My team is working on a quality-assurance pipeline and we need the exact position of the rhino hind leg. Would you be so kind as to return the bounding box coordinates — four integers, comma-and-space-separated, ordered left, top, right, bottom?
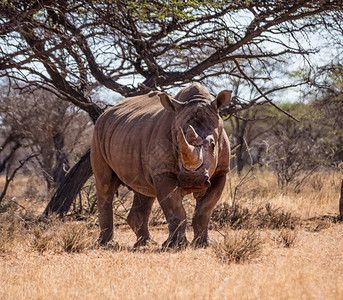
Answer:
95, 171, 121, 246
127, 192, 155, 248
91, 138, 121, 246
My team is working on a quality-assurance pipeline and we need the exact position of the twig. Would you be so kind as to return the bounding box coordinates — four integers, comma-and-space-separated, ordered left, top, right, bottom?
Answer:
233, 59, 299, 122
0, 153, 39, 204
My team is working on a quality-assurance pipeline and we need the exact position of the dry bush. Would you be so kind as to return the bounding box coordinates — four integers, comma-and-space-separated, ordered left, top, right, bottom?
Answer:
0, 219, 22, 254
31, 219, 95, 253
211, 202, 299, 230
309, 174, 325, 192
31, 226, 59, 253
150, 204, 166, 226
211, 202, 254, 230
303, 217, 333, 232
275, 229, 297, 248
112, 186, 133, 225
0, 199, 35, 254
228, 168, 282, 204
69, 177, 98, 217
226, 169, 341, 220
0, 169, 339, 258
0, 197, 96, 254
256, 203, 299, 229
59, 222, 93, 253
214, 230, 263, 263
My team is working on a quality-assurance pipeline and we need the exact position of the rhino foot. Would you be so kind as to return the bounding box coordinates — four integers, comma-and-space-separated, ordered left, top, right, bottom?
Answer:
133, 237, 158, 249
95, 240, 121, 251
191, 236, 214, 249
162, 236, 189, 251
191, 238, 208, 249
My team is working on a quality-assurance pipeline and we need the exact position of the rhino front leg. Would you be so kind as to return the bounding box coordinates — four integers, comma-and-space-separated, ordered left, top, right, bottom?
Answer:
153, 173, 188, 249
127, 192, 155, 248
192, 173, 227, 248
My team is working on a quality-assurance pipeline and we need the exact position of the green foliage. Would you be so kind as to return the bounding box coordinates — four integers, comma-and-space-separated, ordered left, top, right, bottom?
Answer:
277, 102, 306, 115
125, 0, 227, 22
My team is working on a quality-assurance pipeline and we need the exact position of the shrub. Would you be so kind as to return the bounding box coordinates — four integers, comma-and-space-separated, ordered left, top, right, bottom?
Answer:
214, 230, 263, 263
276, 229, 297, 248
31, 220, 93, 253
211, 202, 299, 230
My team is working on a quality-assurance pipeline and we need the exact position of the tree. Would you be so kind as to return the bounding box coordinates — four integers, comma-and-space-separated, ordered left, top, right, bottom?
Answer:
267, 104, 321, 190
226, 105, 277, 175
0, 87, 91, 198
307, 60, 343, 217
0, 0, 342, 214
223, 71, 283, 175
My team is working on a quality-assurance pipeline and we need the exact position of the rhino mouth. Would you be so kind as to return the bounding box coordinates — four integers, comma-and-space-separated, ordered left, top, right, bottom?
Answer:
177, 172, 211, 190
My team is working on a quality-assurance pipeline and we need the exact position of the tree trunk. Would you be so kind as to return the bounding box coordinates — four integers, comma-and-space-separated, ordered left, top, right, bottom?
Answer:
339, 179, 343, 220
43, 149, 92, 216
52, 131, 70, 188
236, 134, 245, 176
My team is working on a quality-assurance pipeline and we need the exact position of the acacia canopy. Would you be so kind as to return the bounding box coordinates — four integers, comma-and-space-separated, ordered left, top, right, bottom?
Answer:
1, 0, 342, 121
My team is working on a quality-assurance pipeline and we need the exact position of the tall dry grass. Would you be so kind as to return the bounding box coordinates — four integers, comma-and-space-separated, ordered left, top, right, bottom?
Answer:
214, 229, 263, 263
225, 168, 341, 218
0, 170, 342, 299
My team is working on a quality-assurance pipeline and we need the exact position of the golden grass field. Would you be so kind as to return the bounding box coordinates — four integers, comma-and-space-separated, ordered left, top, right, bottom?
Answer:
1, 170, 343, 299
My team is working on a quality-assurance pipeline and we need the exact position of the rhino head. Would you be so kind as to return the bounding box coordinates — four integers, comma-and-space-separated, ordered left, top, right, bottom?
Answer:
158, 88, 232, 191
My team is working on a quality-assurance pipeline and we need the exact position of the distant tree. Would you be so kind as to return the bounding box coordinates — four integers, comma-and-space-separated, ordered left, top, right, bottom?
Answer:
307, 60, 343, 216
0, 87, 91, 194
267, 105, 321, 191
307, 62, 343, 167
223, 72, 281, 175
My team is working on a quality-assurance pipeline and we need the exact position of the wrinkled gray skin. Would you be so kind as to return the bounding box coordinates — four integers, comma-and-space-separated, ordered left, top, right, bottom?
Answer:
91, 83, 231, 249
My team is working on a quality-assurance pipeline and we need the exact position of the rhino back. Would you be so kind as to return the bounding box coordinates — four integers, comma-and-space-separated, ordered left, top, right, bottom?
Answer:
93, 92, 177, 197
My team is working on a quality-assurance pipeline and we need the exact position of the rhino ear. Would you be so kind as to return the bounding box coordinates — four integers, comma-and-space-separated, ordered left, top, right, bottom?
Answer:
158, 92, 184, 112
212, 90, 232, 109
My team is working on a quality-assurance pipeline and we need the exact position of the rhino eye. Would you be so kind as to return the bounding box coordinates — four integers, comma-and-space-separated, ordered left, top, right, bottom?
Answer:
210, 141, 215, 151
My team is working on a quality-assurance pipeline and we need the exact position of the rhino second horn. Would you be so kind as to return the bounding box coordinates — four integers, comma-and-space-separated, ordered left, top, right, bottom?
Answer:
179, 127, 203, 170
186, 125, 203, 146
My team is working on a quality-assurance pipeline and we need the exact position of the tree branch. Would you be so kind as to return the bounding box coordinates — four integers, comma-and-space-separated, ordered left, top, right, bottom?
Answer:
232, 59, 299, 121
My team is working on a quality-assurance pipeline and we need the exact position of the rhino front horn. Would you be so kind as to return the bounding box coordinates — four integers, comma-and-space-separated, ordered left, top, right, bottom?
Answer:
178, 127, 203, 170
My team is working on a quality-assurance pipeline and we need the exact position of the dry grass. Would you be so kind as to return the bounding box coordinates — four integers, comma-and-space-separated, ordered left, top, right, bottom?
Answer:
211, 202, 299, 230
1, 170, 343, 299
275, 229, 298, 248
1, 225, 343, 299
31, 219, 94, 253
214, 229, 263, 263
